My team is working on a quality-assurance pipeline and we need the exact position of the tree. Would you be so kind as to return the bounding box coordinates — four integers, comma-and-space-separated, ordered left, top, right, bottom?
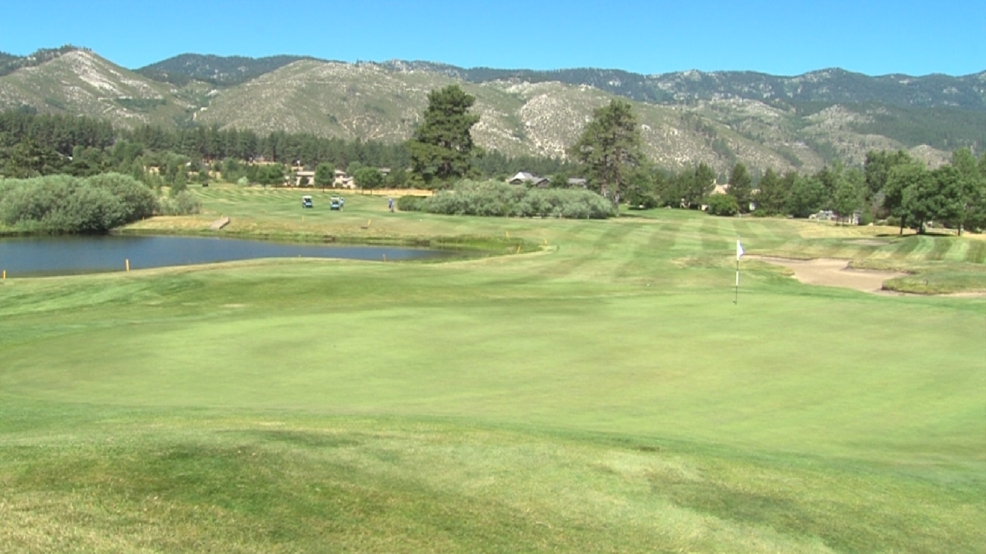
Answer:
754, 168, 789, 215
727, 162, 752, 213
865, 149, 917, 221
786, 174, 826, 218
387, 168, 409, 189
864, 149, 912, 201
314, 162, 335, 192
353, 167, 384, 190
3, 138, 63, 177
665, 163, 716, 209
624, 166, 660, 209
406, 84, 480, 186
262, 164, 285, 187
568, 100, 645, 206
813, 162, 845, 211
706, 193, 739, 216
901, 165, 959, 234
832, 168, 865, 224
885, 161, 929, 234
949, 148, 986, 235
170, 166, 188, 197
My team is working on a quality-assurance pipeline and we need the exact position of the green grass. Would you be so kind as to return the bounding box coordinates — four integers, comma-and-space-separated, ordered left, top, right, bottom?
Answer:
1, 186, 985, 552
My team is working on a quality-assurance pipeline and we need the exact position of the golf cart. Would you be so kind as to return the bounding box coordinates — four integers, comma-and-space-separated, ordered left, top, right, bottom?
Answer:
302, 195, 313, 208
330, 196, 344, 210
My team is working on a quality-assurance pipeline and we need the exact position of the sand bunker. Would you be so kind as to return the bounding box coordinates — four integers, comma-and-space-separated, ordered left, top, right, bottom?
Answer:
752, 257, 906, 293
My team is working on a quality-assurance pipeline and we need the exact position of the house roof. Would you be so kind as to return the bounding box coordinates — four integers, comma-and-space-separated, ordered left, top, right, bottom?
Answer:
508, 171, 536, 183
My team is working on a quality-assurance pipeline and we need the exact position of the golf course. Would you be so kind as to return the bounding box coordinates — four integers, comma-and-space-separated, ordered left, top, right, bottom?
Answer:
1, 184, 984, 553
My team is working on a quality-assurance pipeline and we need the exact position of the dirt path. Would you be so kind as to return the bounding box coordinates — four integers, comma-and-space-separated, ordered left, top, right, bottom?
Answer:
751, 256, 906, 294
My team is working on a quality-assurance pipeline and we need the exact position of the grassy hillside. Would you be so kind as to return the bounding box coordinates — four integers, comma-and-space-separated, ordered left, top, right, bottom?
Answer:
1, 186, 984, 552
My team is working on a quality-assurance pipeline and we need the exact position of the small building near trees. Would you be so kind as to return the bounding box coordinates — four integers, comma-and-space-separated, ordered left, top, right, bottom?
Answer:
508, 171, 550, 187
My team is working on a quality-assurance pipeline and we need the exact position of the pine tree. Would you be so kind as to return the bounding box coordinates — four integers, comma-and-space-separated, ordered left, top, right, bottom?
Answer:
727, 162, 752, 213
406, 85, 480, 186
568, 100, 645, 206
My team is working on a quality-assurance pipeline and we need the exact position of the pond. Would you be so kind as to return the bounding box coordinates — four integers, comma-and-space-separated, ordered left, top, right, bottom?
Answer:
0, 235, 450, 277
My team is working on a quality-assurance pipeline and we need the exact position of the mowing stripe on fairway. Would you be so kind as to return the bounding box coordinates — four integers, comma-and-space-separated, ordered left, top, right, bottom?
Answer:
966, 239, 986, 263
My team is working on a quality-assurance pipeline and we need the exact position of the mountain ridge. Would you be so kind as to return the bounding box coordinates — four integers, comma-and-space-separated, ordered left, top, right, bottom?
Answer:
1, 48, 982, 176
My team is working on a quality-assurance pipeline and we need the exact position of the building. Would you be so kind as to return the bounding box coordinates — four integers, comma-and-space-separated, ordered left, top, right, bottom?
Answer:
507, 172, 550, 187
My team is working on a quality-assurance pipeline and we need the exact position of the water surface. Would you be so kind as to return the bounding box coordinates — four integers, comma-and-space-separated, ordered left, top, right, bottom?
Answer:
0, 235, 447, 277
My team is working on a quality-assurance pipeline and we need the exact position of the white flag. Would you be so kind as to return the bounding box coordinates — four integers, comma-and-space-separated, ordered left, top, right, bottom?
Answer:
736, 240, 744, 260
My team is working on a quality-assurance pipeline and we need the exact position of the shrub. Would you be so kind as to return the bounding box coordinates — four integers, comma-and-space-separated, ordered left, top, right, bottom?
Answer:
84, 173, 158, 222
159, 191, 202, 215
419, 180, 616, 219
0, 175, 133, 232
706, 194, 739, 216
397, 195, 427, 212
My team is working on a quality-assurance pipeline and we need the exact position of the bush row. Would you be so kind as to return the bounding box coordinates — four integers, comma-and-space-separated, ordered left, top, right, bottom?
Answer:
400, 180, 616, 219
0, 173, 196, 233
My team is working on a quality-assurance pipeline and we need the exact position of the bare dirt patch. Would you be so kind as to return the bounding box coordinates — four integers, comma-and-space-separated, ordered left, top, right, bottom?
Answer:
751, 256, 906, 294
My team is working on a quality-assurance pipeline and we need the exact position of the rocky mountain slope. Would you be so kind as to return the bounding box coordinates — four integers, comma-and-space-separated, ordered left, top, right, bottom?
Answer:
0, 49, 204, 129
1, 48, 982, 175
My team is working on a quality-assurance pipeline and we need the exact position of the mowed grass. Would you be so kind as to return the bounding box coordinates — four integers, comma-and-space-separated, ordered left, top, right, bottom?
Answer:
1, 185, 984, 552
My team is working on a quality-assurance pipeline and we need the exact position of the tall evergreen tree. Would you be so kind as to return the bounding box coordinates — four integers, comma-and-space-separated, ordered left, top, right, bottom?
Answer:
832, 168, 866, 224
754, 168, 789, 215
568, 99, 645, 205
727, 162, 752, 213
406, 85, 480, 186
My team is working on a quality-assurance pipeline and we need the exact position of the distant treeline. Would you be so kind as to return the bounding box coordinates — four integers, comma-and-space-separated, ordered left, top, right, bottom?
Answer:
0, 109, 573, 185
2, 108, 984, 235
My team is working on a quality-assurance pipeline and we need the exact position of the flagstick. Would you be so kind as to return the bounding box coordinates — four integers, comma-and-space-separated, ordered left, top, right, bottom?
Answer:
734, 257, 739, 304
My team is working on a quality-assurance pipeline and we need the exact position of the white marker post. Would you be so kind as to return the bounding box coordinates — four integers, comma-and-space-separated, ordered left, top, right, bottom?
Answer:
734, 239, 744, 304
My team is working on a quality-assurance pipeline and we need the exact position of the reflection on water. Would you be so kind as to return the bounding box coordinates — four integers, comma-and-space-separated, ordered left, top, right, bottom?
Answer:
0, 235, 448, 277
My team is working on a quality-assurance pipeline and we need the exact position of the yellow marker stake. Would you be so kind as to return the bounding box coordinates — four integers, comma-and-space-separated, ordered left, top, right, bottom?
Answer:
2, 270, 5, 280
125, 259, 130, 272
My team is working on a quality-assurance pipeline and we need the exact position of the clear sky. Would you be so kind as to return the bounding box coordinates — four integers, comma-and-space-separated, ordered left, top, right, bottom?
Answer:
1, 0, 982, 77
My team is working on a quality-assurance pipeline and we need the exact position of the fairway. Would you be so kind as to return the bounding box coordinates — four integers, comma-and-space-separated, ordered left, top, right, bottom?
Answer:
2, 186, 984, 552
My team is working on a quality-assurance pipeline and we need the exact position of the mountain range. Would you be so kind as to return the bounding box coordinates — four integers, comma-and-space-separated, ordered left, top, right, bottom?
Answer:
1, 46, 983, 175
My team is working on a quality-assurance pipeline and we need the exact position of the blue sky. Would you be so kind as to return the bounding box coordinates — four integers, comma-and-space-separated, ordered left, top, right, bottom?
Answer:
1, 0, 982, 77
